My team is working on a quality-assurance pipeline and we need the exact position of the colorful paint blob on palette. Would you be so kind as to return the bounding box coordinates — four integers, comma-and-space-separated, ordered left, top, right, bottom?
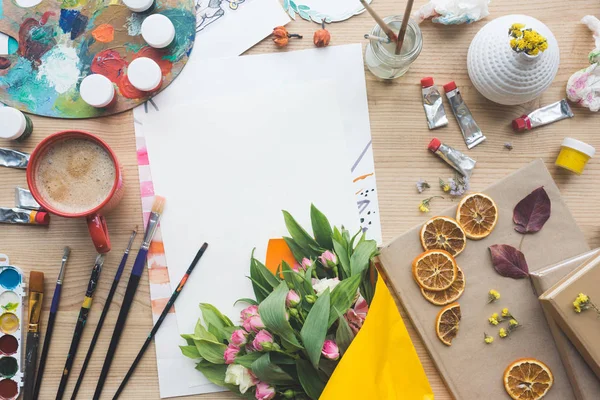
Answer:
0, 0, 195, 118
0, 257, 24, 400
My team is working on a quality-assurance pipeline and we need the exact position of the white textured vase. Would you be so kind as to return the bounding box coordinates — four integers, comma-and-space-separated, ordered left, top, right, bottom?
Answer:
467, 15, 560, 105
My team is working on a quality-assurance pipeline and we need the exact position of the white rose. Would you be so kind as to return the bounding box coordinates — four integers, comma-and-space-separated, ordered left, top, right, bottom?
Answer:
312, 277, 340, 296
224, 364, 256, 394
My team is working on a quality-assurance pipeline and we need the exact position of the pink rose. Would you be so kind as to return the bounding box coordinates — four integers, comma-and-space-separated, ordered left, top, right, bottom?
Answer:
345, 295, 369, 334
321, 340, 339, 360
301, 258, 313, 270
252, 330, 274, 351
318, 250, 337, 269
243, 315, 265, 333
224, 344, 240, 364
230, 329, 249, 346
240, 305, 259, 321
286, 290, 301, 307
255, 381, 276, 400
292, 262, 301, 272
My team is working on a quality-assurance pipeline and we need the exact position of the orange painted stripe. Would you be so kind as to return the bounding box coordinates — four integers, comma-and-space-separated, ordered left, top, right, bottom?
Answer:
352, 173, 374, 183
149, 240, 165, 254
265, 238, 297, 275
149, 266, 170, 285
152, 297, 174, 314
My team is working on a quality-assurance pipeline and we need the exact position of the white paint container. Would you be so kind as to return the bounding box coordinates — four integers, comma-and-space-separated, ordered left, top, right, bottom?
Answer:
141, 14, 176, 49
0, 107, 33, 142
123, 0, 154, 13
80, 74, 116, 108
127, 57, 162, 92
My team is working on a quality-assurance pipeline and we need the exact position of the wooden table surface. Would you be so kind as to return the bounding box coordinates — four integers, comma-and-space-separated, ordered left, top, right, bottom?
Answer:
1, 1, 599, 399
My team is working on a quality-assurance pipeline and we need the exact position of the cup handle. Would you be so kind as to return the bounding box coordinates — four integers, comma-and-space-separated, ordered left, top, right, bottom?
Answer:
87, 214, 112, 253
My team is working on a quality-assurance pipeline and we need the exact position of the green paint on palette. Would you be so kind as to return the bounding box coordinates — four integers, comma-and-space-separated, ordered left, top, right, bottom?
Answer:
8, 38, 18, 55
0, 357, 18, 378
0, 292, 19, 313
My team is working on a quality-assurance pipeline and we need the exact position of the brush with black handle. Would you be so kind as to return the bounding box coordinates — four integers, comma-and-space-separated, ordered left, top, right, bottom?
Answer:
93, 196, 165, 400
33, 247, 70, 399
56, 253, 105, 400
23, 271, 44, 400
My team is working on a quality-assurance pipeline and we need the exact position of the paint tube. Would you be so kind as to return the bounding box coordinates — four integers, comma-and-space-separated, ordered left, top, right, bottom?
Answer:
0, 208, 49, 225
443, 81, 486, 149
421, 77, 448, 129
15, 188, 42, 211
428, 138, 476, 179
0, 148, 29, 169
512, 99, 574, 132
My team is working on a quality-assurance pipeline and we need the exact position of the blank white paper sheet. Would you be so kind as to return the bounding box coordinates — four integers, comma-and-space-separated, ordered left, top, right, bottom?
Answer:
142, 82, 361, 388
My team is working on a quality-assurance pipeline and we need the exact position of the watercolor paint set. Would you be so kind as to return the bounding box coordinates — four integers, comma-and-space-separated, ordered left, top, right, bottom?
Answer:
0, 255, 25, 400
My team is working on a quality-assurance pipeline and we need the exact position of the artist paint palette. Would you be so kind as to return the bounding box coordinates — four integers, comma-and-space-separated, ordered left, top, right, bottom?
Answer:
0, 0, 195, 118
0, 255, 24, 400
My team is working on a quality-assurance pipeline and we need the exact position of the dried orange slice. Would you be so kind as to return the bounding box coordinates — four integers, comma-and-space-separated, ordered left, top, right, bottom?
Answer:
503, 358, 554, 400
420, 216, 466, 256
456, 193, 498, 240
435, 303, 461, 346
412, 250, 458, 292
421, 265, 465, 305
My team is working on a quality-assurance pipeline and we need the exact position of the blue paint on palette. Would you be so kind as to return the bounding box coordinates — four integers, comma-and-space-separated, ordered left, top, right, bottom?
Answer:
0, 269, 21, 290
59, 9, 81, 34
8, 37, 18, 54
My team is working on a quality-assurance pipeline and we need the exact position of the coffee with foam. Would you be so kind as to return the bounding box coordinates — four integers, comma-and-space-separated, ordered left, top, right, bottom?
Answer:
35, 138, 116, 214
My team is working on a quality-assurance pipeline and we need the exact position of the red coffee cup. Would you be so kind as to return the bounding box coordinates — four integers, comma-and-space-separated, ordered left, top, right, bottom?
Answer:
26, 130, 124, 253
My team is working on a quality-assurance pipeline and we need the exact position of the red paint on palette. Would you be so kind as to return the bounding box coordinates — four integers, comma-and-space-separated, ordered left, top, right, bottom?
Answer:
0, 336, 18, 356
135, 47, 173, 75
0, 378, 17, 399
91, 49, 127, 82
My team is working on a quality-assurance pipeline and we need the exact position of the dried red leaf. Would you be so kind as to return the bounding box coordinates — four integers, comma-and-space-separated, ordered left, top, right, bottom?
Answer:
513, 187, 551, 234
489, 244, 529, 279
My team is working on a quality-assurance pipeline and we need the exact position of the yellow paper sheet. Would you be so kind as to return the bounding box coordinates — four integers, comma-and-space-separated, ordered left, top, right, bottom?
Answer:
321, 280, 434, 400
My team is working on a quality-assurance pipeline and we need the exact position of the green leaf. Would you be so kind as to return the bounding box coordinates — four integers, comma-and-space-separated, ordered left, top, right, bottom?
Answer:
283, 210, 320, 257
180, 345, 201, 359
259, 282, 303, 350
280, 261, 297, 291
195, 360, 228, 387
2, 302, 18, 312
283, 236, 307, 262
359, 268, 377, 306
310, 204, 333, 250
234, 352, 264, 368
296, 359, 326, 400
194, 339, 227, 364
251, 353, 296, 385
253, 256, 280, 288
349, 240, 377, 277
234, 298, 258, 306
333, 238, 350, 279
328, 274, 361, 327
181, 333, 199, 346
247, 276, 271, 302
300, 289, 330, 369
199, 303, 233, 343
195, 319, 219, 342
335, 316, 354, 355
249, 253, 280, 302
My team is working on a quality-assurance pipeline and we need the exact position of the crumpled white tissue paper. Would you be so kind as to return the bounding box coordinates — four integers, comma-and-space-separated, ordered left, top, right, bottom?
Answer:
414, 0, 490, 25
566, 16, 600, 112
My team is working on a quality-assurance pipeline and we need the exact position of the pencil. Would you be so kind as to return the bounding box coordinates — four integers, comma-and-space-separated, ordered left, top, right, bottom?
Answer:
56, 254, 105, 400
93, 196, 165, 400
33, 247, 70, 399
112, 243, 208, 399
360, 0, 398, 42
70, 228, 138, 399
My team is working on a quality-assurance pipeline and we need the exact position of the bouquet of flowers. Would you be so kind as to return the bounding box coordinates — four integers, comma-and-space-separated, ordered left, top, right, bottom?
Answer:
180, 205, 378, 399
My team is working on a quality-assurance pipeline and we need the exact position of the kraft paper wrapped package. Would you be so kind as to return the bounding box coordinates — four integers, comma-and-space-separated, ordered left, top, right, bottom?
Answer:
531, 249, 600, 400
540, 253, 600, 380
378, 160, 589, 399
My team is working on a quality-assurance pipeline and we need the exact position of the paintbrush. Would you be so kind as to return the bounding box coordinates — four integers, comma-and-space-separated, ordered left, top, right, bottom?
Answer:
56, 254, 106, 400
33, 247, 70, 400
70, 228, 138, 400
394, 0, 415, 55
93, 196, 165, 400
113, 242, 208, 399
359, 0, 398, 42
23, 271, 44, 400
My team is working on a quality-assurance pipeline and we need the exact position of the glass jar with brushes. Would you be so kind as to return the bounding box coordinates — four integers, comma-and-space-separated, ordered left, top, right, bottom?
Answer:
365, 16, 422, 80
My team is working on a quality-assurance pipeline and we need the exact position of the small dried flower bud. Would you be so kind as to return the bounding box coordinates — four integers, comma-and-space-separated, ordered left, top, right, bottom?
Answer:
313, 20, 331, 48
272, 26, 303, 48
499, 328, 508, 338
484, 333, 494, 344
